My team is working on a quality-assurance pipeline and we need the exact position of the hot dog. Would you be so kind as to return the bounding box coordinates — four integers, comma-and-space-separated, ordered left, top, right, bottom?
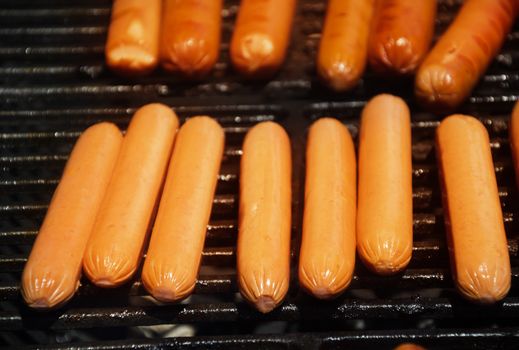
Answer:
509, 101, 519, 190
160, 0, 223, 77
394, 344, 427, 350
357, 94, 413, 275
415, 0, 518, 110
83, 104, 178, 287
436, 115, 511, 303
299, 118, 356, 299
105, 0, 161, 75
142, 117, 225, 302
238, 122, 291, 313
230, 0, 296, 78
22, 123, 123, 309
368, 0, 436, 75
317, 0, 375, 91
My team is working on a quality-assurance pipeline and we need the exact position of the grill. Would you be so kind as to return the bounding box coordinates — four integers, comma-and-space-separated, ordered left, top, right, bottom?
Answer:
1, 0, 519, 348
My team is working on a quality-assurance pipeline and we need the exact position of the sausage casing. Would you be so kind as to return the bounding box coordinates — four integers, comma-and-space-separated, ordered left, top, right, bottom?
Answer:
436, 115, 511, 303
105, 0, 161, 75
160, 0, 223, 77
83, 104, 178, 287
357, 94, 413, 275
142, 116, 225, 302
238, 122, 292, 313
22, 123, 122, 308
299, 118, 356, 299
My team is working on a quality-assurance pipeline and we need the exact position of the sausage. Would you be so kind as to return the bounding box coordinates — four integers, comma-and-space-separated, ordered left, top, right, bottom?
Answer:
317, 0, 375, 91
509, 101, 519, 190
238, 122, 292, 313
357, 94, 413, 275
83, 104, 178, 287
230, 0, 296, 78
436, 115, 511, 303
105, 0, 161, 75
368, 0, 436, 75
394, 344, 427, 350
299, 118, 356, 299
142, 117, 225, 302
415, 0, 518, 111
160, 0, 223, 77
21, 123, 123, 308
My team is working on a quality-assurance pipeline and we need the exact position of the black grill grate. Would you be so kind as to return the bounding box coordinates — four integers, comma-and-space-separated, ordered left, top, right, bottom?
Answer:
1, 0, 519, 348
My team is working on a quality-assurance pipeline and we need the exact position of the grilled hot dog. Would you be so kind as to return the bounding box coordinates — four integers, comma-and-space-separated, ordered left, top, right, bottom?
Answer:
22, 123, 122, 308
299, 118, 356, 299
357, 94, 413, 275
368, 0, 436, 75
436, 115, 511, 303
415, 0, 518, 110
83, 104, 178, 287
105, 0, 162, 75
142, 117, 225, 302
238, 122, 292, 313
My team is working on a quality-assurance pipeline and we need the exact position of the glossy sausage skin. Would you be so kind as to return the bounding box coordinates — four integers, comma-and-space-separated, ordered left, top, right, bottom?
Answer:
299, 118, 356, 299
317, 0, 375, 91
368, 0, 436, 75
394, 344, 427, 350
436, 115, 511, 303
357, 94, 413, 275
83, 104, 178, 287
509, 101, 519, 190
238, 122, 292, 313
105, 0, 161, 75
22, 123, 123, 309
161, 0, 223, 77
142, 117, 225, 302
230, 0, 296, 79
415, 0, 518, 111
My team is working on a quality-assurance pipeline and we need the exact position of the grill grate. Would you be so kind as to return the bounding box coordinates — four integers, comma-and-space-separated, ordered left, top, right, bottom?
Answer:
1, 0, 519, 348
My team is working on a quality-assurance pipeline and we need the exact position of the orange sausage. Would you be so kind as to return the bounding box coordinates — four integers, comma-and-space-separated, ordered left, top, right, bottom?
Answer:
368, 0, 436, 75
83, 104, 178, 287
160, 0, 223, 77
238, 122, 292, 313
299, 118, 356, 299
509, 101, 519, 190
21, 123, 122, 309
436, 115, 511, 303
394, 344, 427, 350
105, 0, 161, 75
230, 0, 296, 79
142, 117, 225, 302
317, 0, 375, 91
415, 0, 518, 110
357, 94, 413, 275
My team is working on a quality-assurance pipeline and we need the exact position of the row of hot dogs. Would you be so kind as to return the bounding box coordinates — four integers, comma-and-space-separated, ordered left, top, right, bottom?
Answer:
106, 0, 518, 110
21, 94, 518, 313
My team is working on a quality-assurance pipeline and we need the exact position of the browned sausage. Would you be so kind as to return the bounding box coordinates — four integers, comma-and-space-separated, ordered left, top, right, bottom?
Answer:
368, 0, 436, 75
160, 0, 223, 77
415, 0, 518, 110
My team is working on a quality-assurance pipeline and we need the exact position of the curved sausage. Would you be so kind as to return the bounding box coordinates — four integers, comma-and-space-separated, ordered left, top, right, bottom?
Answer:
230, 0, 296, 79
368, 0, 436, 75
415, 0, 518, 110
509, 101, 519, 190
105, 0, 161, 75
22, 123, 123, 308
238, 122, 292, 313
436, 115, 511, 303
83, 104, 178, 287
357, 94, 413, 275
142, 117, 225, 302
299, 118, 356, 299
394, 344, 427, 350
160, 0, 223, 77
317, 0, 375, 91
